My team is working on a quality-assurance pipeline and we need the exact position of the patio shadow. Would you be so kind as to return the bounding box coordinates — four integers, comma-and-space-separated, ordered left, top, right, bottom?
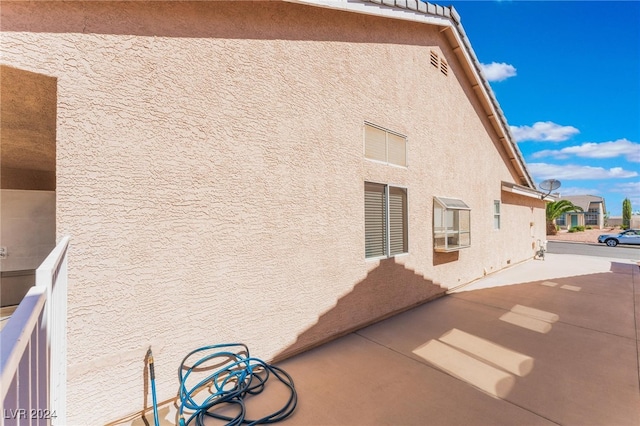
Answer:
273, 257, 446, 361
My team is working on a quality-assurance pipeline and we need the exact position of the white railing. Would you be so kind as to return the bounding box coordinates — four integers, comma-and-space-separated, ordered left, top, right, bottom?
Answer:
1, 236, 70, 426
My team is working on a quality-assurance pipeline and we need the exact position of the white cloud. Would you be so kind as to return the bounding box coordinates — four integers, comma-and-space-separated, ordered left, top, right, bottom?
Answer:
554, 186, 601, 196
510, 121, 580, 142
480, 62, 517, 82
611, 181, 640, 193
532, 139, 640, 162
528, 163, 639, 180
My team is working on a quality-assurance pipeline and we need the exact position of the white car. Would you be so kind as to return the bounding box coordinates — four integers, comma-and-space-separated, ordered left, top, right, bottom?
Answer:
597, 229, 640, 247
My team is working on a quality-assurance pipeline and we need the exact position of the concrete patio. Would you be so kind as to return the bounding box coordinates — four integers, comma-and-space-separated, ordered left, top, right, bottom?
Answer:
273, 253, 640, 425
130, 252, 640, 426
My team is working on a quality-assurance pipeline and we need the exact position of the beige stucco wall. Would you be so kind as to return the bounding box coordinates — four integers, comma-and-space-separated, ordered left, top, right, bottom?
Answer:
1, 1, 545, 423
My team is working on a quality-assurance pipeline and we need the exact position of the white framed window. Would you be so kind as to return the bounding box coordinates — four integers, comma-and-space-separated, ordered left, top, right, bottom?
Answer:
493, 200, 501, 230
364, 123, 407, 167
365, 182, 408, 258
434, 196, 470, 252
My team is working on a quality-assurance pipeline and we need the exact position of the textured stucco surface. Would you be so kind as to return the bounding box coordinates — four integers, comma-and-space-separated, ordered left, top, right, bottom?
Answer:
1, 1, 546, 423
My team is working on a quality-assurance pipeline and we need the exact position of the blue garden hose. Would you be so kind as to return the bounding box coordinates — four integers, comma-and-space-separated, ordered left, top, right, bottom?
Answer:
147, 348, 161, 426
177, 343, 297, 426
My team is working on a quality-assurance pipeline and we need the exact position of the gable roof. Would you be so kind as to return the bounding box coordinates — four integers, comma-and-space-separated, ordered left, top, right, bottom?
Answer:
558, 195, 606, 212
288, 0, 535, 188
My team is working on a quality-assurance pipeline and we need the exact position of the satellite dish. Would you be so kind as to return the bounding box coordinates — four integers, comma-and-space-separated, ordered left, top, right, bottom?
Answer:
539, 179, 561, 199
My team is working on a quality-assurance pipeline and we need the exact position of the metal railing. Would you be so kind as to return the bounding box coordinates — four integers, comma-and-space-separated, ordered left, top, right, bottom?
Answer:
1, 236, 70, 426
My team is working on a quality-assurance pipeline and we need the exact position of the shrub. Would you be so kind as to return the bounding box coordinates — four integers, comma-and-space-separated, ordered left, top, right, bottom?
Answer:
568, 228, 576, 233
576, 225, 585, 231
586, 226, 593, 230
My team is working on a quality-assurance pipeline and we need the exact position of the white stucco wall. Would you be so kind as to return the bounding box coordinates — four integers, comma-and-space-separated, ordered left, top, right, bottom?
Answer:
1, 1, 546, 423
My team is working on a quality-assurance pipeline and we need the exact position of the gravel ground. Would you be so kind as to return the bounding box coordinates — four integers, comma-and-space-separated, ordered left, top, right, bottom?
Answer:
546, 227, 620, 244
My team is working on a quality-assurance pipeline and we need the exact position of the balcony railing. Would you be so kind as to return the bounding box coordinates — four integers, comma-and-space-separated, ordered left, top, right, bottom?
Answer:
1, 236, 70, 426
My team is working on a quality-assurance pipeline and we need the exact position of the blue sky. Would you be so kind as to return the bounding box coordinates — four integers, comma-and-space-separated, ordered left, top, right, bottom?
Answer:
446, 1, 639, 216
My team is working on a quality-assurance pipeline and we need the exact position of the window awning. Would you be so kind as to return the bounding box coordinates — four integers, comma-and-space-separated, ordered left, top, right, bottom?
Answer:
434, 196, 470, 210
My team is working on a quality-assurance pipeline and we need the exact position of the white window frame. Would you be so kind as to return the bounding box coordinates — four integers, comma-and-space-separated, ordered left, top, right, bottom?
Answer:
365, 182, 408, 259
364, 122, 407, 167
493, 200, 501, 230
433, 196, 471, 252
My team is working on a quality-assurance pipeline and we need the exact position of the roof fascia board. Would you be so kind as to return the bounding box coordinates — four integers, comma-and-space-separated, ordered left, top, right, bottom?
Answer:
286, 0, 451, 26
441, 25, 534, 188
284, 0, 535, 188
502, 182, 551, 201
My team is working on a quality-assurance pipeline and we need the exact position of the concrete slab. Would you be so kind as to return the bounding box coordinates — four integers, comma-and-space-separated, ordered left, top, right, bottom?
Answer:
277, 333, 555, 425
274, 253, 640, 425
455, 253, 636, 292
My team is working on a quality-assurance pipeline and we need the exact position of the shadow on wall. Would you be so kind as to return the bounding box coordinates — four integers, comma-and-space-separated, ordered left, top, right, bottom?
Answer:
0, 1, 440, 47
433, 250, 459, 266
273, 257, 446, 362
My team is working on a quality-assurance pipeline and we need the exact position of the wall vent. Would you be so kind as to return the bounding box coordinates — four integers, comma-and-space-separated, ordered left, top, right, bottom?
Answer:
440, 59, 448, 76
430, 51, 439, 68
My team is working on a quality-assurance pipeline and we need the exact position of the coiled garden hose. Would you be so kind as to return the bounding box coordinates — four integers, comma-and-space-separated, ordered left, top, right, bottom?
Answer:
177, 343, 297, 426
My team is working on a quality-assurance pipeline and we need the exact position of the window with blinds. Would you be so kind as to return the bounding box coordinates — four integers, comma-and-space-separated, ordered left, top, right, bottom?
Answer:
365, 182, 408, 258
364, 123, 407, 167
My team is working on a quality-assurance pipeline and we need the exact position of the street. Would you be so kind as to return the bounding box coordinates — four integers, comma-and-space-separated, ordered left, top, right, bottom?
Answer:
547, 240, 640, 260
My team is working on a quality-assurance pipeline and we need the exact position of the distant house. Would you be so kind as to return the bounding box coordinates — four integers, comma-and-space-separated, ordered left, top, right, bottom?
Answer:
1, 0, 548, 423
555, 195, 606, 229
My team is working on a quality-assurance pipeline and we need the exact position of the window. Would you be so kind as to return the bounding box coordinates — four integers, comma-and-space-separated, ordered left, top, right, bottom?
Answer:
556, 214, 566, 226
365, 182, 408, 258
433, 196, 470, 252
364, 123, 407, 167
585, 213, 599, 225
493, 200, 501, 230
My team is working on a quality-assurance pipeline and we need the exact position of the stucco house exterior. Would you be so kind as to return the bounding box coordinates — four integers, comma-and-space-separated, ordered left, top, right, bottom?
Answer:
1, 0, 547, 423
555, 195, 606, 229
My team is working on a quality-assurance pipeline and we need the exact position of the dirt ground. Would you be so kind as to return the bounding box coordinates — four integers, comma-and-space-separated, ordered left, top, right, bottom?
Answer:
545, 226, 620, 244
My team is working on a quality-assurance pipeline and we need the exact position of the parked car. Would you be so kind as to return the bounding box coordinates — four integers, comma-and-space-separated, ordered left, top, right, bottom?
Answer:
597, 229, 640, 247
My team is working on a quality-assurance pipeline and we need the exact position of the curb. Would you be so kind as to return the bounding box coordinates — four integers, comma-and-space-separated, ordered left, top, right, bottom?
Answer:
547, 240, 600, 245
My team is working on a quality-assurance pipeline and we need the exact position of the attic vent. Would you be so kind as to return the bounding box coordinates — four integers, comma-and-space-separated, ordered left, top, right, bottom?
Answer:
440, 59, 448, 76
430, 51, 439, 68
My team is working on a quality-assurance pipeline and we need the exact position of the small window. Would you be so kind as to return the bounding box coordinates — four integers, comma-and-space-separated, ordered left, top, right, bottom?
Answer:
434, 196, 470, 252
493, 200, 501, 230
364, 123, 407, 167
365, 182, 408, 258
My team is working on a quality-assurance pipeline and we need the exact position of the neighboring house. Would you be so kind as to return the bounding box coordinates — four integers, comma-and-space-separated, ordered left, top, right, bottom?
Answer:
555, 195, 606, 229
0, 0, 547, 423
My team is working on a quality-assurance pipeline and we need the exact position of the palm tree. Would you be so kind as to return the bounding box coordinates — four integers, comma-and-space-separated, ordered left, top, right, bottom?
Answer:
546, 200, 583, 235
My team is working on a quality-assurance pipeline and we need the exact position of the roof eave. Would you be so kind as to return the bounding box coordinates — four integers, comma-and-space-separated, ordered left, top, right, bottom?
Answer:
502, 181, 552, 202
